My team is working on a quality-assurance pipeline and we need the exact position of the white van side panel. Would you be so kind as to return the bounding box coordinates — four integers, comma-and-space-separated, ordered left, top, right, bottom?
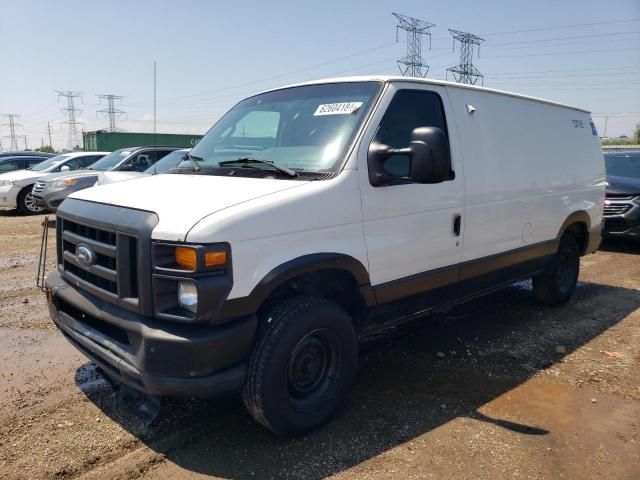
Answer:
186, 170, 369, 300
445, 86, 605, 262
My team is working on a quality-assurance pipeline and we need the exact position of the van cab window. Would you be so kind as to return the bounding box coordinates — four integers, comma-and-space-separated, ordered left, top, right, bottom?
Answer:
188, 82, 381, 174
375, 90, 448, 178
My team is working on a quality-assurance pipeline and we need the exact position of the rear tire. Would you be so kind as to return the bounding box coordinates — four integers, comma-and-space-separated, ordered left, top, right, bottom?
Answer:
533, 235, 580, 306
242, 295, 358, 436
17, 186, 44, 215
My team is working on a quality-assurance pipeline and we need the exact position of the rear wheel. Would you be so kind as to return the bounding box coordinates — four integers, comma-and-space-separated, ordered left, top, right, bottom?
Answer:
533, 235, 580, 306
242, 295, 358, 436
17, 186, 44, 215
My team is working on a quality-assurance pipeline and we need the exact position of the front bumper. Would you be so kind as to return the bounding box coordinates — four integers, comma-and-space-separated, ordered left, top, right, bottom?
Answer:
46, 270, 257, 397
33, 182, 95, 212
0, 184, 19, 208
33, 188, 67, 211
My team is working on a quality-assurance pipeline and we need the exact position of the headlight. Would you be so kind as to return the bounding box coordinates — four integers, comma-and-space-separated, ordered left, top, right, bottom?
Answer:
178, 281, 198, 313
0, 180, 15, 187
51, 178, 78, 188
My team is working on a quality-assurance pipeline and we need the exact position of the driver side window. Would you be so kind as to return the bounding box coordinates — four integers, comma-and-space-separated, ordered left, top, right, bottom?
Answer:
58, 158, 81, 171
374, 90, 448, 177
127, 152, 156, 172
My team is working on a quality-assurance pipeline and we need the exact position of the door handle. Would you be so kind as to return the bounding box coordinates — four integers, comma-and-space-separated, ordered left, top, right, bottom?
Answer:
453, 214, 462, 237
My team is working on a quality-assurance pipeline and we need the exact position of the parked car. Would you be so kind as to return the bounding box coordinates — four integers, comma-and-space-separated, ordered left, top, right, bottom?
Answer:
45, 76, 604, 436
0, 151, 55, 173
602, 150, 640, 239
33, 148, 189, 212
0, 151, 109, 214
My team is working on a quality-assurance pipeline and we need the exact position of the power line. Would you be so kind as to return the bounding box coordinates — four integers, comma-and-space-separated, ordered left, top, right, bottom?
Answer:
484, 31, 640, 48
481, 46, 640, 59
446, 29, 485, 85
1, 114, 22, 150
56, 90, 83, 149
480, 17, 640, 37
96, 94, 126, 132
392, 12, 435, 77
125, 41, 399, 107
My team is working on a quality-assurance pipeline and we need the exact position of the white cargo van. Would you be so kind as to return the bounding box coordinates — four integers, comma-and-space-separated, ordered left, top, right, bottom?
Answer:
45, 76, 604, 436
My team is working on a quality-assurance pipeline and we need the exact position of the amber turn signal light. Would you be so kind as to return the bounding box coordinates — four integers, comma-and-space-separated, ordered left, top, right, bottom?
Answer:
175, 247, 198, 270
204, 251, 227, 267
174, 246, 227, 270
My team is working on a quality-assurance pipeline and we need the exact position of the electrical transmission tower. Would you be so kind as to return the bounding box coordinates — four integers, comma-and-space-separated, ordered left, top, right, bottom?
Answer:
392, 12, 435, 77
96, 94, 126, 132
446, 29, 485, 85
1, 114, 22, 150
56, 90, 83, 149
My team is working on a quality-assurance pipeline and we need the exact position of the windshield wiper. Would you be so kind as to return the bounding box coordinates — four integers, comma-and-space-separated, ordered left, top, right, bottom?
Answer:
187, 153, 202, 172
218, 157, 297, 178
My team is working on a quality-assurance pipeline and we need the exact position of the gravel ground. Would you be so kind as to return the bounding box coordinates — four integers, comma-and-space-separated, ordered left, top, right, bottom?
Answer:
0, 209, 638, 480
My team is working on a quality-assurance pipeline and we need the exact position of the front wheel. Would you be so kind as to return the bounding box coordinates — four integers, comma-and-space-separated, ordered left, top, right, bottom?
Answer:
17, 186, 44, 215
533, 235, 580, 306
242, 296, 358, 436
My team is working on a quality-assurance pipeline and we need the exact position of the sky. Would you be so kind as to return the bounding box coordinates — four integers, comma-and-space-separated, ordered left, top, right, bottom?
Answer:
0, 0, 639, 150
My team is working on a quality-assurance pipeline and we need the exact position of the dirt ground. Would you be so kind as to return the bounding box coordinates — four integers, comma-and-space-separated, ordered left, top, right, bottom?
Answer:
0, 208, 639, 480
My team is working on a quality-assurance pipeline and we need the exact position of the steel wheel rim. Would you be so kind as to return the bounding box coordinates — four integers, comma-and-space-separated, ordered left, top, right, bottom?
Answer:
287, 328, 340, 412
557, 250, 577, 293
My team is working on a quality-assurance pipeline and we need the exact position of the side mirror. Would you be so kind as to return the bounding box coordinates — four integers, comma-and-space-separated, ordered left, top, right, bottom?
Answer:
409, 127, 451, 184
60, 165, 70, 172
367, 126, 451, 186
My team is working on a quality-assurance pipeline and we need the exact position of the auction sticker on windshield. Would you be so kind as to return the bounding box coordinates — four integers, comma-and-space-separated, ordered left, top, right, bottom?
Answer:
314, 102, 363, 116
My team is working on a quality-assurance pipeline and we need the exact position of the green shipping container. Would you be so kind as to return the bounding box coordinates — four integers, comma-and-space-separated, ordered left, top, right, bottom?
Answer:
83, 131, 203, 152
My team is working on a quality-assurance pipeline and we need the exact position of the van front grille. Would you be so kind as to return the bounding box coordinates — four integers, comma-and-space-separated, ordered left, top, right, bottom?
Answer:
59, 218, 139, 302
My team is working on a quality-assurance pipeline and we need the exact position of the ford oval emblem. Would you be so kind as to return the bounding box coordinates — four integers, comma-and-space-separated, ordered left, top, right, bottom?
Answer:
75, 244, 96, 267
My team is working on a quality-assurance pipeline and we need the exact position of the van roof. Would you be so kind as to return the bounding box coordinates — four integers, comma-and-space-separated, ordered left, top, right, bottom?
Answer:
258, 75, 591, 114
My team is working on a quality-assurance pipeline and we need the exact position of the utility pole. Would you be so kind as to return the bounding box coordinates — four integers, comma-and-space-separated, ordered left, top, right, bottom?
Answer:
56, 90, 83, 149
22, 135, 28, 150
46, 121, 53, 147
446, 29, 485, 85
96, 94, 126, 132
392, 12, 435, 77
1, 114, 22, 150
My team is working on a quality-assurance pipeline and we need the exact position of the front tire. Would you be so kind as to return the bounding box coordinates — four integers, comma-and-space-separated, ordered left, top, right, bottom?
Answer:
242, 295, 358, 436
533, 235, 580, 306
17, 186, 44, 215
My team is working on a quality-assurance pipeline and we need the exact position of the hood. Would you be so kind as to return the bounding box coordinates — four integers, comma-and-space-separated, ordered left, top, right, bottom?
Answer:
606, 174, 640, 195
39, 170, 103, 182
0, 169, 43, 185
67, 174, 309, 241
96, 171, 148, 186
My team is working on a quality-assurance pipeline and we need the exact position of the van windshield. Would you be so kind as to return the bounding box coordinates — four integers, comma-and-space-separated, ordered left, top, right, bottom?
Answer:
186, 81, 381, 174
